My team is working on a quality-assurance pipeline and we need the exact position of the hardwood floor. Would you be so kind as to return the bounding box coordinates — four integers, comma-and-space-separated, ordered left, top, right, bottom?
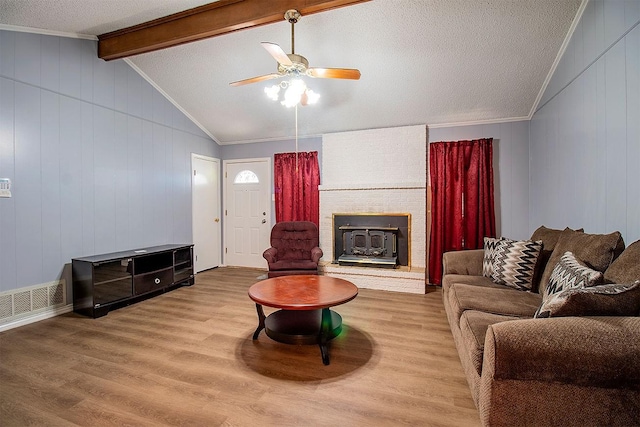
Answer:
0, 267, 480, 426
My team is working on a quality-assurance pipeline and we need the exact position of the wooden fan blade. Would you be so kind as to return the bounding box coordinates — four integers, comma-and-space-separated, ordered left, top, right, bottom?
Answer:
229, 73, 281, 87
261, 42, 293, 66
308, 68, 361, 80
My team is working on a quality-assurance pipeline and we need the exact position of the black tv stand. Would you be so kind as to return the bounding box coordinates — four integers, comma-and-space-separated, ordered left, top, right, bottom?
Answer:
72, 244, 194, 318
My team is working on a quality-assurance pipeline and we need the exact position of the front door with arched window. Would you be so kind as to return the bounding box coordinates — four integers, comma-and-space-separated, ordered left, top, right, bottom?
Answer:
223, 158, 271, 268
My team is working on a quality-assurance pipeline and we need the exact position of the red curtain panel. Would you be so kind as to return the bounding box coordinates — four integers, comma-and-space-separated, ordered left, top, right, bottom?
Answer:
428, 139, 496, 285
274, 151, 320, 227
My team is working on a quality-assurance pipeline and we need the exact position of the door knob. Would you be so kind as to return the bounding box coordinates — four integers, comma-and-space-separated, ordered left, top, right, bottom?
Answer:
214, 218, 220, 223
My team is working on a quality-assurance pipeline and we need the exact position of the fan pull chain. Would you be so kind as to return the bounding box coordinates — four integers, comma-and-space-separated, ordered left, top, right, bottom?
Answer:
295, 104, 299, 173
291, 21, 295, 54
295, 104, 299, 211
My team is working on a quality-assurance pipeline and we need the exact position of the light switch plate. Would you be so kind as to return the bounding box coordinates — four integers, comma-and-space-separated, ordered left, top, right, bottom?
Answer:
0, 178, 11, 198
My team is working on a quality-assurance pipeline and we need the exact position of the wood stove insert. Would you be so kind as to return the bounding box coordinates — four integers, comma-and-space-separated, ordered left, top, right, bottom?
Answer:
332, 213, 410, 268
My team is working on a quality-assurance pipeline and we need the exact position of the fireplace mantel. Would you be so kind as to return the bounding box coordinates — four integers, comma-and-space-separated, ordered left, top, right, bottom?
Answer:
319, 183, 424, 191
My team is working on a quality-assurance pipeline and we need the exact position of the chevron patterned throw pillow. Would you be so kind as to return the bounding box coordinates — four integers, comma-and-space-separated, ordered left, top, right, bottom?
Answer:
490, 238, 542, 291
544, 251, 603, 296
535, 281, 640, 318
483, 237, 504, 278
535, 251, 604, 317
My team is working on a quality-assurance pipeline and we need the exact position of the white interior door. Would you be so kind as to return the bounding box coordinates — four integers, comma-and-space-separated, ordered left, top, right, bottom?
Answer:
224, 158, 271, 268
192, 154, 221, 272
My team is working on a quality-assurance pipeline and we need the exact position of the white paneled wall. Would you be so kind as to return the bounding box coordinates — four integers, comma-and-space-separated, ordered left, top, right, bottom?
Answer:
531, 1, 639, 242
0, 30, 219, 298
539, 0, 640, 108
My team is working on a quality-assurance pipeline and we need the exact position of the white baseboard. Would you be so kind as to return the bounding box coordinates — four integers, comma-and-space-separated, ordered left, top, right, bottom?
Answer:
0, 304, 74, 333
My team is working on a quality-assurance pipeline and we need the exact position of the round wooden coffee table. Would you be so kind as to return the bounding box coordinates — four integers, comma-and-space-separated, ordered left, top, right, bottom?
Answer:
248, 275, 358, 365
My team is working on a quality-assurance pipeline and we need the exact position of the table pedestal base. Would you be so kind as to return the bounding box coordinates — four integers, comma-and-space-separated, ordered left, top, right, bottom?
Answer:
252, 305, 342, 365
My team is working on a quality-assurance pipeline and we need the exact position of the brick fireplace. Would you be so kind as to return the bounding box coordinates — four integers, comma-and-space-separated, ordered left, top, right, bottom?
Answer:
319, 125, 427, 293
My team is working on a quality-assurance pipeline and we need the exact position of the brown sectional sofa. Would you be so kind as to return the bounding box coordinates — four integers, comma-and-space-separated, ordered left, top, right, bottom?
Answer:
442, 227, 640, 427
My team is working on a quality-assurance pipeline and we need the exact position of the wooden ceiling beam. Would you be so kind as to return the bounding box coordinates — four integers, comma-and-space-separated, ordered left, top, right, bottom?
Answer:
98, 0, 370, 61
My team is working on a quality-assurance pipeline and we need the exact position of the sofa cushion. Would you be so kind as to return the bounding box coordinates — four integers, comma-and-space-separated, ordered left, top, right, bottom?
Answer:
442, 249, 485, 276
604, 240, 640, 284
442, 274, 504, 291
448, 283, 542, 323
482, 237, 504, 277
490, 239, 542, 291
529, 226, 583, 292
535, 281, 640, 318
459, 310, 519, 376
530, 225, 574, 249
539, 229, 625, 295
443, 275, 502, 317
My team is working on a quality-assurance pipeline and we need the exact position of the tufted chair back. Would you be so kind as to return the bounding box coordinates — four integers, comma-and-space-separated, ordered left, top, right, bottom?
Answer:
270, 221, 319, 260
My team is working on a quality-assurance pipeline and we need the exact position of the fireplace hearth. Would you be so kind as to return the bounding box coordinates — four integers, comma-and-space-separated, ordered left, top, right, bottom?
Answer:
333, 214, 410, 268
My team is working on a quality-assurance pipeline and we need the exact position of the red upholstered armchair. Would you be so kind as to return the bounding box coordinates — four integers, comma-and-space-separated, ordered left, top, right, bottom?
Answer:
263, 221, 323, 277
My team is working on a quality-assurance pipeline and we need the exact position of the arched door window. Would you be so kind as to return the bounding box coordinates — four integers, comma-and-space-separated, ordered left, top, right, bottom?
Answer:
234, 170, 259, 184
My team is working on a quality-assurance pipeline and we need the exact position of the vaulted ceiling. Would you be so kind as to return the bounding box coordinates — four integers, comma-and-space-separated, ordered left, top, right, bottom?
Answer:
0, 0, 583, 144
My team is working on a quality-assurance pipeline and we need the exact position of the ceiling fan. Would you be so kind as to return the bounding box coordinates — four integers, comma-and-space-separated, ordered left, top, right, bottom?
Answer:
229, 9, 361, 90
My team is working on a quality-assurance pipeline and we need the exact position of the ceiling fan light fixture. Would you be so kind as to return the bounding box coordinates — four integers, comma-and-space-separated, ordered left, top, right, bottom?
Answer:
267, 79, 319, 108
264, 84, 280, 100
230, 9, 360, 105
281, 79, 306, 108
305, 89, 320, 105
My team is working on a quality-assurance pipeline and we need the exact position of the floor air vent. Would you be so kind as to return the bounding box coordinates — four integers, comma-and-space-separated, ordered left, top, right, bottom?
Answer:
0, 281, 66, 325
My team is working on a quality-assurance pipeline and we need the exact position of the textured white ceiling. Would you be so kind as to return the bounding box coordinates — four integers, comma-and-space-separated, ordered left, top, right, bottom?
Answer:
0, 0, 582, 144
0, 0, 216, 35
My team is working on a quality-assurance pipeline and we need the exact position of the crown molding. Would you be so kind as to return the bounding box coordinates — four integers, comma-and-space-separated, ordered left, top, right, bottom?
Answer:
0, 24, 97, 40
428, 116, 529, 129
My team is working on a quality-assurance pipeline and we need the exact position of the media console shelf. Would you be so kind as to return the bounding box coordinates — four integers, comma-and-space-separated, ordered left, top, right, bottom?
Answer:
72, 244, 194, 318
